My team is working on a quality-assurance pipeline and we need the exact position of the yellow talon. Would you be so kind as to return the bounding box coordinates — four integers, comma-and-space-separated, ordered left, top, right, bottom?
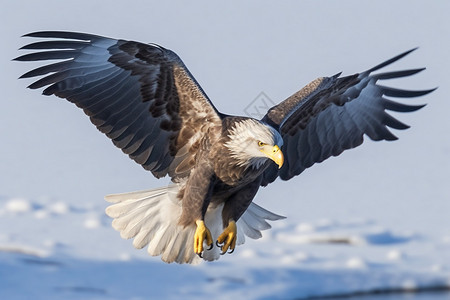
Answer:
217, 220, 237, 254
194, 220, 213, 255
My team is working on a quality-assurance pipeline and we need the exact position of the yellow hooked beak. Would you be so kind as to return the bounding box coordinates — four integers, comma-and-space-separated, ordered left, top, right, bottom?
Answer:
260, 145, 284, 169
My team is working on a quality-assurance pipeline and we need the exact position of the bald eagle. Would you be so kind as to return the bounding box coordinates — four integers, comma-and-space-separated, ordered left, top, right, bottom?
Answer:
16, 31, 433, 264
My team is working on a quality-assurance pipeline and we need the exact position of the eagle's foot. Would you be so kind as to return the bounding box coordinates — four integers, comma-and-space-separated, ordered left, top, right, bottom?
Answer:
216, 220, 237, 255
194, 220, 213, 257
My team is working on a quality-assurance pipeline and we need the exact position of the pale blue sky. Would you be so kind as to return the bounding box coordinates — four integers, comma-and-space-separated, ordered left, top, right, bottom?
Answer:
1, 1, 448, 227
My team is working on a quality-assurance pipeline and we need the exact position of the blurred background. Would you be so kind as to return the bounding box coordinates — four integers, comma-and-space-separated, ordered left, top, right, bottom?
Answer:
1, 1, 449, 299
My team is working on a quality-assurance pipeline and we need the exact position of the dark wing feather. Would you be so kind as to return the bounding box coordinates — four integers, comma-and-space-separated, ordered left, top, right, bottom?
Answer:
261, 49, 434, 185
16, 31, 222, 179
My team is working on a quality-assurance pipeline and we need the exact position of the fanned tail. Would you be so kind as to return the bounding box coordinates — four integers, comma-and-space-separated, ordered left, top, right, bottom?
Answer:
105, 185, 203, 264
237, 202, 286, 244
105, 185, 285, 264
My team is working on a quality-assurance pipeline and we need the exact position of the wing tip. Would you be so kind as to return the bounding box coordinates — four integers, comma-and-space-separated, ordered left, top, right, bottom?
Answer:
22, 31, 63, 37
427, 86, 438, 94
373, 67, 427, 81
383, 98, 427, 113
380, 86, 437, 98
21, 31, 55, 38
21, 31, 102, 41
12, 54, 27, 61
367, 47, 420, 73
405, 46, 419, 55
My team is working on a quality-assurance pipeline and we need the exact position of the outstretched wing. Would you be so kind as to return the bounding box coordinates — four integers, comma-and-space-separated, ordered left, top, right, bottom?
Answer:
15, 31, 222, 180
261, 48, 435, 185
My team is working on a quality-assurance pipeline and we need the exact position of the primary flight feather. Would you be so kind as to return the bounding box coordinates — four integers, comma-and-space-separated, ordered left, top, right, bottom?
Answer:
15, 31, 434, 264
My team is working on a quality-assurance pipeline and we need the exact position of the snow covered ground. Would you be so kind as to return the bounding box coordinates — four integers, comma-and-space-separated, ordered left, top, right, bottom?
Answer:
1, 1, 450, 299
1, 196, 449, 300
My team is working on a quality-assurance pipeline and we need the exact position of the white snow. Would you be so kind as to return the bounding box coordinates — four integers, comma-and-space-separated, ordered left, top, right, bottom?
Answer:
1, 1, 450, 299
1, 194, 449, 299
48, 202, 70, 215
5, 198, 32, 213
346, 257, 367, 269
386, 249, 403, 261
83, 216, 101, 229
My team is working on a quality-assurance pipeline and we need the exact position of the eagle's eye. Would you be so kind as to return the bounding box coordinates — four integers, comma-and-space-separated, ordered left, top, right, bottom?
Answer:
258, 141, 265, 147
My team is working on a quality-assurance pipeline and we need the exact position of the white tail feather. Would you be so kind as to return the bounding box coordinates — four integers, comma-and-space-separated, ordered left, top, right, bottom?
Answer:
105, 186, 284, 264
105, 186, 201, 264
237, 202, 286, 244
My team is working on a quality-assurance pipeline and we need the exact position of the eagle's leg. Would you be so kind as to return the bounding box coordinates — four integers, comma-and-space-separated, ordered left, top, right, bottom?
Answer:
216, 220, 237, 255
194, 220, 213, 256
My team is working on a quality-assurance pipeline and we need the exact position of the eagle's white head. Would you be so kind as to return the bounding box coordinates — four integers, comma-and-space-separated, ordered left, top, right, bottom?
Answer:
225, 119, 284, 169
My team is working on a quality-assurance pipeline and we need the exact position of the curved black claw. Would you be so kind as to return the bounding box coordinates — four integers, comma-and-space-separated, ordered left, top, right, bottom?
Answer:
207, 243, 213, 251
216, 240, 222, 248
197, 252, 203, 259
220, 250, 227, 255
228, 248, 235, 254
